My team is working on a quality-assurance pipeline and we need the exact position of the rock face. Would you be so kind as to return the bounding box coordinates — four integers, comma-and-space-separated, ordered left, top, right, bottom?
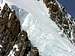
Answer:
30, 47, 39, 56
43, 0, 75, 44
0, 3, 39, 56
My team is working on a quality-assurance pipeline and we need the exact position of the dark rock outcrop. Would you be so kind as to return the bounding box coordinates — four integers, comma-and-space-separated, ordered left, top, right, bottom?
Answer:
0, 3, 39, 56
30, 47, 39, 56
43, 0, 75, 44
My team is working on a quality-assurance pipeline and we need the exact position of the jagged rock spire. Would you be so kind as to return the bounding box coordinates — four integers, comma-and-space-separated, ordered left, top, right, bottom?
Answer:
0, 3, 39, 56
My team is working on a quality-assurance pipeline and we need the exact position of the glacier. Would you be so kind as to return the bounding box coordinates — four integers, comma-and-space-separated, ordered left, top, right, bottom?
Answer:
1, 0, 75, 56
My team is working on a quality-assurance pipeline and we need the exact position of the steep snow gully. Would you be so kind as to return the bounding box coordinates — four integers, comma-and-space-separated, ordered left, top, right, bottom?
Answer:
1, 0, 75, 56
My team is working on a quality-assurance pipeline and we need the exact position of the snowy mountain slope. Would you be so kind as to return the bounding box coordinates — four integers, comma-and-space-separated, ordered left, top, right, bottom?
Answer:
43, 0, 75, 44
2, 0, 75, 56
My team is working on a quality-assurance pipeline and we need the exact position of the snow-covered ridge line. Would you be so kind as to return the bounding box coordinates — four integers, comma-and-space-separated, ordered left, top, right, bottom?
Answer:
43, 0, 75, 44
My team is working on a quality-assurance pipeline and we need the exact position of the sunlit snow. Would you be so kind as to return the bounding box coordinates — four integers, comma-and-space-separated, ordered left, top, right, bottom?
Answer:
2, 0, 75, 56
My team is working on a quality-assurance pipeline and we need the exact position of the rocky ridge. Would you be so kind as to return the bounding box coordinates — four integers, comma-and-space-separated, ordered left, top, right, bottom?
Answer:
0, 3, 39, 56
43, 0, 75, 44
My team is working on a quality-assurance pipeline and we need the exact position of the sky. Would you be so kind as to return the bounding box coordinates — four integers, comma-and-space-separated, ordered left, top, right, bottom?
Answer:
0, 0, 32, 12
58, 0, 75, 17
0, 0, 75, 17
